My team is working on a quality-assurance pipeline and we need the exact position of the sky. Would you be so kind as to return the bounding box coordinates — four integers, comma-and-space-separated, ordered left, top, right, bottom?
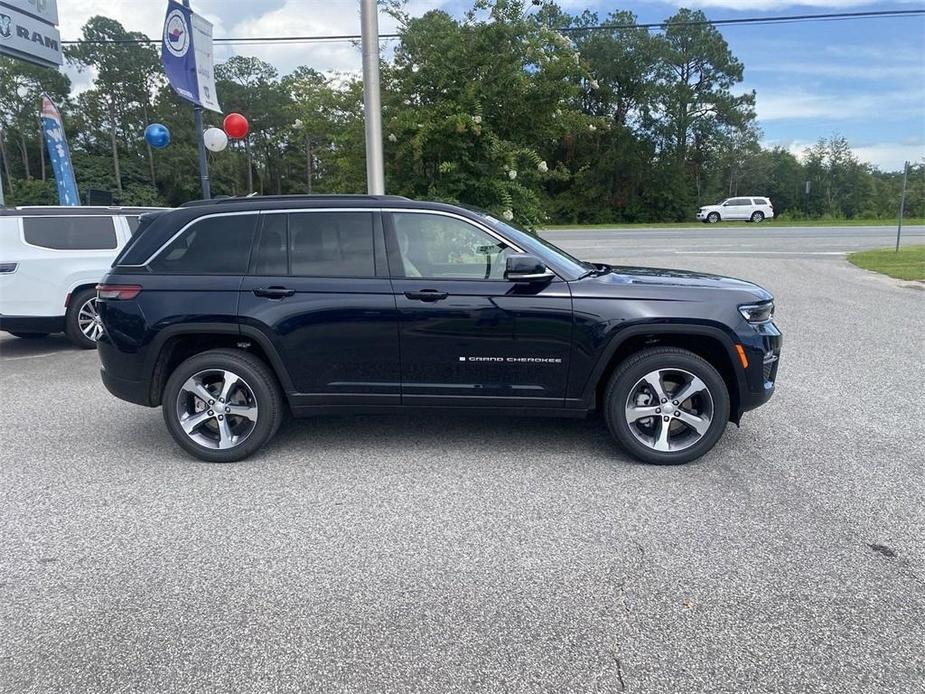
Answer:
55, 0, 925, 171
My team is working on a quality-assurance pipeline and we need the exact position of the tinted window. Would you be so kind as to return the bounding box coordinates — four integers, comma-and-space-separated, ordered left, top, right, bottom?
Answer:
23, 216, 117, 250
753, 198, 770, 206
727, 198, 751, 206
149, 214, 256, 274
392, 212, 513, 280
289, 212, 375, 277
251, 214, 288, 276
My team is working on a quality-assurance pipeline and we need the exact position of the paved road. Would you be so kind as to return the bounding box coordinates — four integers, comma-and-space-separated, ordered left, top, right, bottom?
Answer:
542, 224, 925, 259
1, 227, 923, 692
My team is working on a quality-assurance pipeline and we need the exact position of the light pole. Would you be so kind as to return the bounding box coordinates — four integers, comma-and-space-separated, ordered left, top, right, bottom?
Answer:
293, 119, 316, 194
360, 0, 385, 195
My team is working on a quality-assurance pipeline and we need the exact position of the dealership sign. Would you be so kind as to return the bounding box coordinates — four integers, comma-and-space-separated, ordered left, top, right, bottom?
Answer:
161, 0, 221, 113
0, 0, 61, 68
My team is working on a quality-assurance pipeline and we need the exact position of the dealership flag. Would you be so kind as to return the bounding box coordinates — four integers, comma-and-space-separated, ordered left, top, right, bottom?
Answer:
40, 95, 79, 206
160, 0, 221, 112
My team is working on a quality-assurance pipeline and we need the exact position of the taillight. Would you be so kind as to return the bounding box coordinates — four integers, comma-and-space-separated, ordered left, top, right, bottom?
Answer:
0, 262, 17, 273
97, 284, 142, 300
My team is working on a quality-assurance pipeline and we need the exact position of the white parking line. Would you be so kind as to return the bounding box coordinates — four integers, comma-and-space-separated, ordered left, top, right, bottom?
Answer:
1, 352, 63, 361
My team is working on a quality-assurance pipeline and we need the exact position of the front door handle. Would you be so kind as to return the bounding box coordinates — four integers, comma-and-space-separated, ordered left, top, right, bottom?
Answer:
253, 286, 295, 299
404, 289, 448, 302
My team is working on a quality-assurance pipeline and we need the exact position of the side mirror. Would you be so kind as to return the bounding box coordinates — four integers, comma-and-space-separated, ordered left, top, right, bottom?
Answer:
505, 254, 554, 283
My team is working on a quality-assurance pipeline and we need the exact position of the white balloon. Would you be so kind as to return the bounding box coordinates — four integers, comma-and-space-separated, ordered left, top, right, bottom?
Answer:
203, 127, 228, 152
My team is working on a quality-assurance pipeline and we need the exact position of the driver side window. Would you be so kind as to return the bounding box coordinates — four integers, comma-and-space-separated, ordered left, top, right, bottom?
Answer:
391, 213, 513, 280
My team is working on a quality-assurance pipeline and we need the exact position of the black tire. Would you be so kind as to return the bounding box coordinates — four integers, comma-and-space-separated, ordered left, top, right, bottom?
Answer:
604, 347, 730, 465
65, 287, 100, 349
707, 212, 720, 224
8, 332, 49, 339
162, 349, 284, 463
750, 211, 764, 223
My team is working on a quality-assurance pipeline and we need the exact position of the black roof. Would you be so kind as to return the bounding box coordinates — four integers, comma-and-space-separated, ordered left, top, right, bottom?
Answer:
179, 194, 409, 208
0, 206, 168, 217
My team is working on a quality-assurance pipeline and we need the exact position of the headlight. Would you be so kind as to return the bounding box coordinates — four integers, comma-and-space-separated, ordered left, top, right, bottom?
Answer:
739, 301, 774, 324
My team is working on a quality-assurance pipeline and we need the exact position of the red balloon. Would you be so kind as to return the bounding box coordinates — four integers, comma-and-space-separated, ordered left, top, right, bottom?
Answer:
223, 113, 249, 139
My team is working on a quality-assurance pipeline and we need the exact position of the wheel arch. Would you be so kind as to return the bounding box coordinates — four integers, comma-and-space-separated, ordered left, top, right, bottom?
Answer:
585, 324, 745, 422
65, 282, 101, 309
145, 325, 294, 407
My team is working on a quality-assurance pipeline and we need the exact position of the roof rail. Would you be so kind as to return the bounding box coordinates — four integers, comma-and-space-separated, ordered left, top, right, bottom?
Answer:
179, 194, 410, 208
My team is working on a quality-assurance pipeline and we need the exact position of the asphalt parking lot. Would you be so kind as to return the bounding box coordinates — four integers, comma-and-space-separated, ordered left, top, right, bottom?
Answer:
1, 226, 923, 693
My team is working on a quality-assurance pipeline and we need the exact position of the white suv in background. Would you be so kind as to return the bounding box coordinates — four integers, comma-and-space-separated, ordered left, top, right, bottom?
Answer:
697, 197, 774, 224
0, 207, 166, 348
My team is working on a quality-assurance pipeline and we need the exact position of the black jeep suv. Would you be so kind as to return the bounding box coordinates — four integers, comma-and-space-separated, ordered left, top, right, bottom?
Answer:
97, 195, 781, 464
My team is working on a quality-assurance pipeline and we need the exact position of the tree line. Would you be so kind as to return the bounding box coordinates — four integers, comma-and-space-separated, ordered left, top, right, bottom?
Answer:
0, 0, 921, 224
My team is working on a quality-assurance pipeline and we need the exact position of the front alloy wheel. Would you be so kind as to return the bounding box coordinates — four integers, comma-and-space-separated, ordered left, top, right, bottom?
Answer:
624, 369, 714, 453
707, 212, 720, 223
605, 347, 730, 465
162, 349, 284, 462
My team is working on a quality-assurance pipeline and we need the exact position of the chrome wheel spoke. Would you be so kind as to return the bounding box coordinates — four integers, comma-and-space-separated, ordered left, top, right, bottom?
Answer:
218, 370, 239, 402
676, 410, 710, 436
216, 417, 235, 449
672, 376, 707, 405
181, 377, 216, 406
225, 404, 258, 421
625, 404, 660, 423
642, 371, 668, 401
180, 410, 212, 434
652, 419, 672, 452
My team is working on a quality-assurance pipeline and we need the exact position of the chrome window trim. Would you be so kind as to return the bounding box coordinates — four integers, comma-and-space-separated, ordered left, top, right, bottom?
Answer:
132, 207, 531, 270
125, 210, 261, 267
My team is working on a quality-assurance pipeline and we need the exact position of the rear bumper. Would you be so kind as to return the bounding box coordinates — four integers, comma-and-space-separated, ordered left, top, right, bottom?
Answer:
0, 314, 65, 334
100, 365, 152, 407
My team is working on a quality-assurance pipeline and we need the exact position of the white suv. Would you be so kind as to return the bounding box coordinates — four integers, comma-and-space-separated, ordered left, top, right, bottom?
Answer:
697, 197, 774, 224
0, 207, 166, 348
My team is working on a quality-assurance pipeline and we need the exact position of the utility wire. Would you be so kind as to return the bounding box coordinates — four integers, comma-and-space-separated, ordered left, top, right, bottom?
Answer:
59, 9, 925, 46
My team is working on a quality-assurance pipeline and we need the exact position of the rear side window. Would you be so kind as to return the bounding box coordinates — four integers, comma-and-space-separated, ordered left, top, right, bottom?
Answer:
23, 216, 117, 250
753, 198, 770, 206
149, 214, 257, 274
289, 212, 375, 277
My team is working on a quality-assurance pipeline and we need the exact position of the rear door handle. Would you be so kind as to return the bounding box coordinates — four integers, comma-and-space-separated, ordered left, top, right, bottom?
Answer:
253, 286, 295, 299
404, 289, 448, 302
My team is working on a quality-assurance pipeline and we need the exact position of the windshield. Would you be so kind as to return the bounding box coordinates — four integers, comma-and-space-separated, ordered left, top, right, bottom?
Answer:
473, 212, 593, 277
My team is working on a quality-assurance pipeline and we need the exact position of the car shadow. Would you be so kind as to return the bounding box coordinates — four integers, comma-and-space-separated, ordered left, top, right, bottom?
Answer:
0, 333, 82, 358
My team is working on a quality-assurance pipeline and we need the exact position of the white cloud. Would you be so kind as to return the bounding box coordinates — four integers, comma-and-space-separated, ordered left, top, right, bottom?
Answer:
756, 88, 924, 121
764, 138, 924, 170
852, 141, 925, 170
749, 61, 919, 81
661, 0, 904, 9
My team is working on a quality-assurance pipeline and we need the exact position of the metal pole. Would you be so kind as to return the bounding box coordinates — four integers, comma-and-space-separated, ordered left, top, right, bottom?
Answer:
183, 0, 211, 200
895, 161, 908, 252
360, 0, 385, 195
0, 157, 5, 208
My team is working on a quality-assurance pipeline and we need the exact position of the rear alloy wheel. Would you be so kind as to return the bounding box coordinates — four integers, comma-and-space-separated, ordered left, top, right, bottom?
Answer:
750, 211, 765, 223
605, 347, 730, 465
162, 349, 284, 463
707, 212, 720, 223
65, 287, 103, 349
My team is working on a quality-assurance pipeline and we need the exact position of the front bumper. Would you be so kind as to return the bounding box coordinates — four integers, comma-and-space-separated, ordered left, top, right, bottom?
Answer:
738, 321, 782, 415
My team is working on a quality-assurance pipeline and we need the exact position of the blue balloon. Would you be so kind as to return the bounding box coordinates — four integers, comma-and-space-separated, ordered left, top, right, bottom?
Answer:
144, 123, 171, 149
